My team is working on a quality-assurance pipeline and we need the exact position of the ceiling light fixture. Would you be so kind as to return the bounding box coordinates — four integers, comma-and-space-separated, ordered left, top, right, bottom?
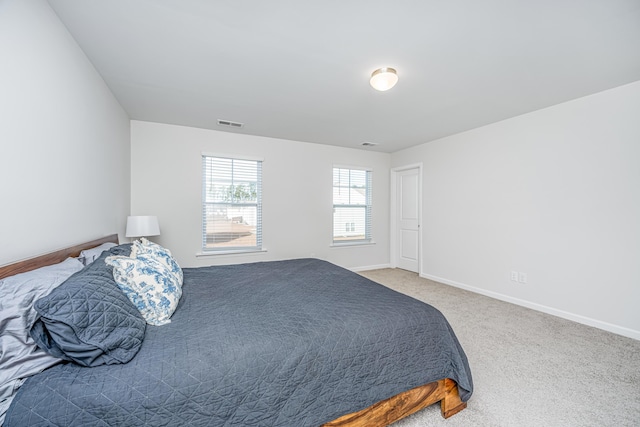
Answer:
370, 67, 398, 91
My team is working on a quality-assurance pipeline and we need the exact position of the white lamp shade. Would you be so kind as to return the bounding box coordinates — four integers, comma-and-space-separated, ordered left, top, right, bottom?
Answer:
370, 67, 398, 91
126, 215, 160, 238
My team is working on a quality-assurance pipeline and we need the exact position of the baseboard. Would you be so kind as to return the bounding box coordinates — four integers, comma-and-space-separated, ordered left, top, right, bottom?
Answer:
421, 273, 640, 341
351, 263, 391, 272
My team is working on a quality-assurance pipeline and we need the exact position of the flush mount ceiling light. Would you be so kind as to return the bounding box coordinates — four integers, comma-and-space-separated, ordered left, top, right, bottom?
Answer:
370, 67, 398, 91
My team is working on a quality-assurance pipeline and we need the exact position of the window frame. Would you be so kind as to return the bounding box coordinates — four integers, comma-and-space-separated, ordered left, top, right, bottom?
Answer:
332, 166, 373, 245
201, 154, 263, 254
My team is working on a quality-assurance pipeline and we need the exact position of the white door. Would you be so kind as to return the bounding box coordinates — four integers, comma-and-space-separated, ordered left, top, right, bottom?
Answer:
396, 168, 420, 272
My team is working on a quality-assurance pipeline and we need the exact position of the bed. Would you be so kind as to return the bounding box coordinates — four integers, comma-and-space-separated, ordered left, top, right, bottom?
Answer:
0, 235, 472, 426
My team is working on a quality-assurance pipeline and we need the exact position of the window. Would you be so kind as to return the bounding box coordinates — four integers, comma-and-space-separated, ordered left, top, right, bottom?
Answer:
332, 167, 372, 243
202, 155, 262, 252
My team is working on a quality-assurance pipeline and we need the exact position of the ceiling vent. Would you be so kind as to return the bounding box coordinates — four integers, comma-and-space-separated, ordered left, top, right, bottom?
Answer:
217, 119, 244, 128
361, 141, 378, 147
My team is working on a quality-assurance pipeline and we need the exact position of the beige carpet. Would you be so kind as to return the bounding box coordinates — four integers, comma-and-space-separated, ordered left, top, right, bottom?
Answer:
359, 268, 640, 427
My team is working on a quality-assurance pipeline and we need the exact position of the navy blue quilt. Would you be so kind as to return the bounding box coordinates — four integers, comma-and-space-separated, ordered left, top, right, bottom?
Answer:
6, 259, 472, 426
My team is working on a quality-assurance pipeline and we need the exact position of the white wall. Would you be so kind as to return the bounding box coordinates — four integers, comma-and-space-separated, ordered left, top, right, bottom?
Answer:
131, 121, 390, 270
0, 0, 130, 265
391, 81, 640, 339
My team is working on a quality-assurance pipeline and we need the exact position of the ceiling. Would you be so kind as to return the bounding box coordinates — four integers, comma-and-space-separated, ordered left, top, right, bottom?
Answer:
47, 0, 640, 153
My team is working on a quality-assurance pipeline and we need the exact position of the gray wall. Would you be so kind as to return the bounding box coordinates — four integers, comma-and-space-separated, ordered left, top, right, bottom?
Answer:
0, 0, 130, 265
130, 121, 391, 270
391, 81, 640, 339
3, 0, 637, 340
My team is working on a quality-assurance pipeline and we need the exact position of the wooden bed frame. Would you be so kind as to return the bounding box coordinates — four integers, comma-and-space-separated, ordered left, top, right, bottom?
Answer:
0, 234, 120, 280
0, 234, 467, 426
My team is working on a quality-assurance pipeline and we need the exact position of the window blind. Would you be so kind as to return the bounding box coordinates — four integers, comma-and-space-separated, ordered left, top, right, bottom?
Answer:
202, 156, 262, 251
332, 167, 372, 243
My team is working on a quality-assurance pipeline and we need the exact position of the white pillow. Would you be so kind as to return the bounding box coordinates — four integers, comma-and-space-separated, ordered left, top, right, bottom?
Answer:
105, 254, 182, 326
131, 238, 183, 285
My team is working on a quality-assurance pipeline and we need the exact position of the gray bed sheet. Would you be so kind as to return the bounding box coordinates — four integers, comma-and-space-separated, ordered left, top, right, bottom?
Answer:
6, 258, 473, 426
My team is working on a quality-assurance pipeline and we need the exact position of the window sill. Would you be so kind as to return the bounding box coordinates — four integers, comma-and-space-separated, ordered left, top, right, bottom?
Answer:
330, 241, 376, 248
196, 248, 267, 257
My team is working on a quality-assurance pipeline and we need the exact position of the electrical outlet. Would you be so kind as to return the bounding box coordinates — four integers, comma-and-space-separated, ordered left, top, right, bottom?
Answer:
510, 271, 518, 281
518, 272, 527, 284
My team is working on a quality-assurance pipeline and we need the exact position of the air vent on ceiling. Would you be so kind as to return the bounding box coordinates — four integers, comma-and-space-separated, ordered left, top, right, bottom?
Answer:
361, 141, 378, 147
217, 119, 244, 128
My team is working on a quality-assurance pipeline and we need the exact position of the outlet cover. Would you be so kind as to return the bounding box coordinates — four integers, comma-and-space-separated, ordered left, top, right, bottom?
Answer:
518, 272, 527, 283
510, 271, 518, 281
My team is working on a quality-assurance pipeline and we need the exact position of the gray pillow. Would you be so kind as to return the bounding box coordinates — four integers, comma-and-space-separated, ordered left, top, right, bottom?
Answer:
78, 242, 117, 266
0, 257, 84, 425
30, 249, 146, 367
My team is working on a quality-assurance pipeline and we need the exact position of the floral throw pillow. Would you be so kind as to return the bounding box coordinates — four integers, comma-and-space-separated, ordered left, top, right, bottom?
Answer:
105, 254, 182, 326
132, 238, 183, 285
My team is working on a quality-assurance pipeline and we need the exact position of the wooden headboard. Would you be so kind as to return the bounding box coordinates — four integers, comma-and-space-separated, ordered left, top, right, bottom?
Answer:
0, 234, 119, 280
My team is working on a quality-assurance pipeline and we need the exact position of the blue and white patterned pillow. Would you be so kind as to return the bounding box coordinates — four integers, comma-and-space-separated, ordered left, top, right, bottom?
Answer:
132, 238, 183, 285
105, 254, 182, 326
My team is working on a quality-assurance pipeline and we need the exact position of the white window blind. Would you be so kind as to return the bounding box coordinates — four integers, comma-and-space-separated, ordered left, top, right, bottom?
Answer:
332, 167, 372, 243
202, 156, 262, 251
